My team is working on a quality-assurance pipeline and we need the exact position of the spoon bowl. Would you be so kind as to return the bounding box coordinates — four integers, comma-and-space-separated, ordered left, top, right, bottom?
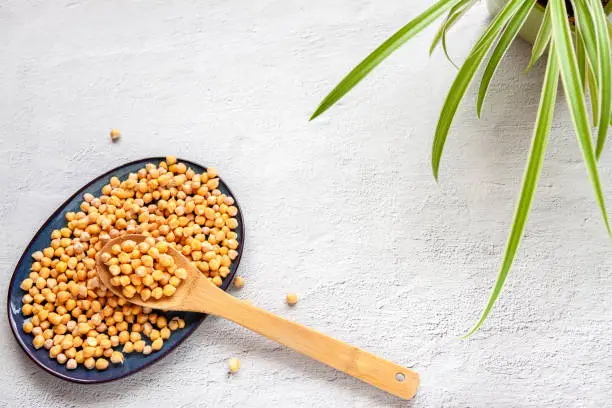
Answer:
96, 234, 206, 311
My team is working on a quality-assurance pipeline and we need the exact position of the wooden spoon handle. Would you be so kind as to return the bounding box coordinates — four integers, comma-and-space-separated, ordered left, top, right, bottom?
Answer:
209, 294, 419, 400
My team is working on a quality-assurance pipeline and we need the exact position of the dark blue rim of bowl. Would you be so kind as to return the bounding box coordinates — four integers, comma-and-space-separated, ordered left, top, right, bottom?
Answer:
6, 157, 245, 384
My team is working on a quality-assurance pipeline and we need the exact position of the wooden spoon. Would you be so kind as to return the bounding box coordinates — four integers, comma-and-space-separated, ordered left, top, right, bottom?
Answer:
96, 234, 419, 399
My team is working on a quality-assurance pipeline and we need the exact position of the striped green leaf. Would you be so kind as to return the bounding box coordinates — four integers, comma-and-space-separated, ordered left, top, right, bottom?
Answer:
477, 0, 536, 117
572, 0, 598, 72
430, 0, 478, 68
586, 0, 611, 158
526, 3, 552, 71
310, 0, 461, 120
576, 29, 600, 124
467, 44, 560, 336
550, 0, 611, 234
432, 0, 530, 180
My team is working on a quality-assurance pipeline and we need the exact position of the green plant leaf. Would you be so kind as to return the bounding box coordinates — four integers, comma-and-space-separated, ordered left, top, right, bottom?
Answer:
576, 28, 600, 124
477, 0, 536, 117
466, 44, 559, 336
432, 0, 530, 180
429, 0, 478, 68
576, 30, 588, 87
607, 20, 612, 126
526, 3, 552, 71
572, 0, 598, 71
586, 0, 611, 158
550, 0, 611, 234
310, 0, 461, 120
573, 1, 603, 136
587, 64, 600, 124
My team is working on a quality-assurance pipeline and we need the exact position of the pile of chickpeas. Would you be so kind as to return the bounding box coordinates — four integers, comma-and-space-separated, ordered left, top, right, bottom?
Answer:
102, 238, 188, 301
18, 157, 240, 371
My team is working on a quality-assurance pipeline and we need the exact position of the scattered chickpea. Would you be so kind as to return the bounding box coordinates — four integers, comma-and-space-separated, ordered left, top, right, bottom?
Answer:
66, 359, 77, 370
286, 293, 298, 306
110, 129, 121, 142
228, 357, 240, 374
233, 276, 245, 289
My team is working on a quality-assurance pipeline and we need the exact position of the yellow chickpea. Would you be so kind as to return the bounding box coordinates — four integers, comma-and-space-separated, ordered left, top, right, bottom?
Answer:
122, 341, 134, 353
162, 285, 176, 297
134, 340, 146, 353
95, 358, 109, 370
286, 293, 298, 306
228, 357, 240, 374
233, 276, 245, 289
151, 338, 163, 351
83, 357, 96, 370
151, 287, 163, 300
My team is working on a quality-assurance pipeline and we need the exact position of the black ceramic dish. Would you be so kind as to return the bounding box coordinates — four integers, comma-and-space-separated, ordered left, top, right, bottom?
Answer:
7, 157, 244, 383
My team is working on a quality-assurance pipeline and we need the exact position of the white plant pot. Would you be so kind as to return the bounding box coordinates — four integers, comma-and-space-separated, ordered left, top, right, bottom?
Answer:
486, 0, 546, 44
486, 1, 612, 44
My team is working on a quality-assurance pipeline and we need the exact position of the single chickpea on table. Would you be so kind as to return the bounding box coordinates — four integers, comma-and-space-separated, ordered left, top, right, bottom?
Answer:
286, 293, 298, 306
228, 357, 240, 374
18, 156, 240, 370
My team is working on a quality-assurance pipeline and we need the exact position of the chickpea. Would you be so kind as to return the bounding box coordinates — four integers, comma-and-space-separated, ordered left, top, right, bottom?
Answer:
151, 338, 163, 351
95, 358, 109, 370
228, 357, 240, 374
286, 293, 298, 306
122, 340, 134, 353
83, 357, 96, 370
168, 319, 179, 331
133, 340, 146, 353
33, 334, 45, 349
49, 345, 62, 358
57, 353, 67, 365
233, 276, 245, 289
110, 351, 124, 364
23, 321, 34, 334
20, 278, 34, 291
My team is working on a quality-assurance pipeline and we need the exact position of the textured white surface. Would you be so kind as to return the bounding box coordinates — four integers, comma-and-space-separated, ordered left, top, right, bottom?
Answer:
1, 1, 612, 407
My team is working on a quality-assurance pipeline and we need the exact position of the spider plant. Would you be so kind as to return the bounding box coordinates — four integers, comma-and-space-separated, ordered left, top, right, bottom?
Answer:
311, 0, 612, 334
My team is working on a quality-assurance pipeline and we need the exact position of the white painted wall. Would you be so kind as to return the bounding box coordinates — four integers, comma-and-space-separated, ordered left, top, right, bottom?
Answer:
1, 1, 611, 407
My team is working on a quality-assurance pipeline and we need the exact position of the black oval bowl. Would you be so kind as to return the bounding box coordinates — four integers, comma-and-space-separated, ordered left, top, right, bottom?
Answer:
7, 157, 244, 384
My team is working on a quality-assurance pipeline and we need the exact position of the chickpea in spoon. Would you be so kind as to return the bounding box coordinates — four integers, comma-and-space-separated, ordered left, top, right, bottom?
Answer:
96, 234, 419, 400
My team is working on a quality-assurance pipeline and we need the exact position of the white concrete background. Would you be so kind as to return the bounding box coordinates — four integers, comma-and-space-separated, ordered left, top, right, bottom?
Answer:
1, 0, 612, 407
